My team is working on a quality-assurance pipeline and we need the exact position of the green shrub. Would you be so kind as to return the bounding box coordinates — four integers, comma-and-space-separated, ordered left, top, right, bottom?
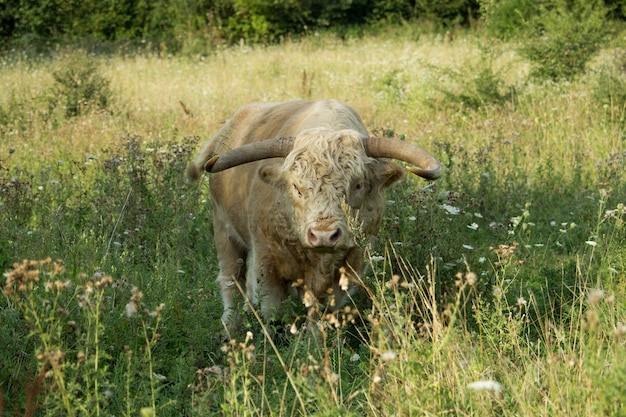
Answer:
518, 0, 612, 81
478, 0, 539, 39
48, 50, 113, 118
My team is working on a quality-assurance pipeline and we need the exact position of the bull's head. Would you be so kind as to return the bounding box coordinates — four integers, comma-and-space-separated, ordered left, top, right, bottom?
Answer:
205, 129, 441, 251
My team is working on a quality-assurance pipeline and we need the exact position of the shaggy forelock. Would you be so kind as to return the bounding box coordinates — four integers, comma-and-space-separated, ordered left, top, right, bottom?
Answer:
283, 129, 371, 189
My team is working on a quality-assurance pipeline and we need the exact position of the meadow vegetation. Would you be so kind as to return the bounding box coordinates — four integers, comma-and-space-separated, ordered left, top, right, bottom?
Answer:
1, 17, 626, 417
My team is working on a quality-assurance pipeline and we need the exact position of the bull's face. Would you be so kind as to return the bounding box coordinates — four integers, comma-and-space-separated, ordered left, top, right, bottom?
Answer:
259, 129, 404, 251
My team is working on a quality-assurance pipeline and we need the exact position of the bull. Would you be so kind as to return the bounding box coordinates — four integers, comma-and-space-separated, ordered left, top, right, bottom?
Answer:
187, 99, 441, 336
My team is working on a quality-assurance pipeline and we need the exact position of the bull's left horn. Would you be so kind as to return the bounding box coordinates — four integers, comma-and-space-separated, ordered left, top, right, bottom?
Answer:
362, 137, 442, 180
205, 137, 295, 173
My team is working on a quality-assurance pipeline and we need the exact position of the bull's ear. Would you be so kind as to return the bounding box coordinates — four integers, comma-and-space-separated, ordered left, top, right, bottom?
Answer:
257, 161, 284, 186
372, 160, 405, 188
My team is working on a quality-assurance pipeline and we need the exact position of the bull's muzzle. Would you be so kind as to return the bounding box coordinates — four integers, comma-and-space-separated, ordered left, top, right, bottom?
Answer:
306, 221, 346, 250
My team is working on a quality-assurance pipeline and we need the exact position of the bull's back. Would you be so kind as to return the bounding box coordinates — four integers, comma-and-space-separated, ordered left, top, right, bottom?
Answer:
217, 99, 367, 149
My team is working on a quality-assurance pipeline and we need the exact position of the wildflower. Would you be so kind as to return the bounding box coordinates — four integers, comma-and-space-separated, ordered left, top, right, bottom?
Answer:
153, 372, 167, 382
478, 257, 486, 264
125, 301, 138, 318
510, 216, 521, 228
386, 274, 400, 289
441, 204, 460, 215
585, 240, 598, 247
290, 322, 299, 335
467, 380, 502, 392
303, 291, 317, 308
370, 255, 385, 262
350, 353, 361, 362
338, 267, 350, 291
467, 223, 479, 230
465, 272, 477, 286
614, 323, 626, 338
408, 216, 417, 221
587, 289, 604, 305
381, 351, 396, 362
462, 244, 474, 250
517, 296, 527, 309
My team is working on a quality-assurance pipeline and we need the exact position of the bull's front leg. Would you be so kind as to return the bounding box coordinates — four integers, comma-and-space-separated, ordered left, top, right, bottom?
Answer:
248, 250, 288, 324
213, 219, 247, 338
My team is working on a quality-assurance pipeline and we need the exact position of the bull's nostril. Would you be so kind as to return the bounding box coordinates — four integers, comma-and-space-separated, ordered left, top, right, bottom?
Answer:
330, 228, 341, 243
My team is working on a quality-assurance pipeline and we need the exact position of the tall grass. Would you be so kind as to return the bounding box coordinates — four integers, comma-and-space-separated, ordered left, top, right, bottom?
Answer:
1, 29, 625, 415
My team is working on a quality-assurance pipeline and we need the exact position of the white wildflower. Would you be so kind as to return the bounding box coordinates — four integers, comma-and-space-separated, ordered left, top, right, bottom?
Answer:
585, 240, 598, 247
350, 353, 361, 362
467, 223, 479, 230
381, 351, 396, 362
152, 372, 167, 382
441, 204, 460, 215
467, 380, 502, 392
462, 244, 474, 250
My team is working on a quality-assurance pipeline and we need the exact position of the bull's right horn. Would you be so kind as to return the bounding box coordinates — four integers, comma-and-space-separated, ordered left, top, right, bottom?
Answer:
205, 137, 295, 173
362, 137, 442, 180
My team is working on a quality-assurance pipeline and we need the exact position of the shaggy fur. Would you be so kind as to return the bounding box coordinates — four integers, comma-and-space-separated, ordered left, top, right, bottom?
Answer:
188, 100, 405, 336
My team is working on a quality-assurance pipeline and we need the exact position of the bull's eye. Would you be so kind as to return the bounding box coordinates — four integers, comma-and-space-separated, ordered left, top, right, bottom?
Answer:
292, 183, 303, 198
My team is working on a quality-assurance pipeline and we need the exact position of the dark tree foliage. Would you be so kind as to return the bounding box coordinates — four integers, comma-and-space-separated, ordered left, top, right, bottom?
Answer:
0, 0, 481, 50
0, 0, 621, 51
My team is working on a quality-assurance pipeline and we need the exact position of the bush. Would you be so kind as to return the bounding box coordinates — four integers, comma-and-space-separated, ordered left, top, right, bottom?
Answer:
478, 0, 539, 39
518, 0, 612, 81
48, 50, 113, 118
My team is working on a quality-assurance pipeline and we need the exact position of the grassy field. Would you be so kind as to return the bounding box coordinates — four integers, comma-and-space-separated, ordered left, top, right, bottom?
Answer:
1, 28, 625, 416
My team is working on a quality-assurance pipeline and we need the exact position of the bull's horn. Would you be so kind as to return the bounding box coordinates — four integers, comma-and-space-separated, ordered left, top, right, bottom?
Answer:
362, 137, 442, 180
204, 137, 295, 173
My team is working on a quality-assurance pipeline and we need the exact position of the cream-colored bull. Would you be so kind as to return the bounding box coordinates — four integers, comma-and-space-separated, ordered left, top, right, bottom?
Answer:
187, 100, 441, 336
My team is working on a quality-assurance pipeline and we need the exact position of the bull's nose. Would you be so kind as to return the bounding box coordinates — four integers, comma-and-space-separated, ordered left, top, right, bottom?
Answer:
307, 226, 342, 248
